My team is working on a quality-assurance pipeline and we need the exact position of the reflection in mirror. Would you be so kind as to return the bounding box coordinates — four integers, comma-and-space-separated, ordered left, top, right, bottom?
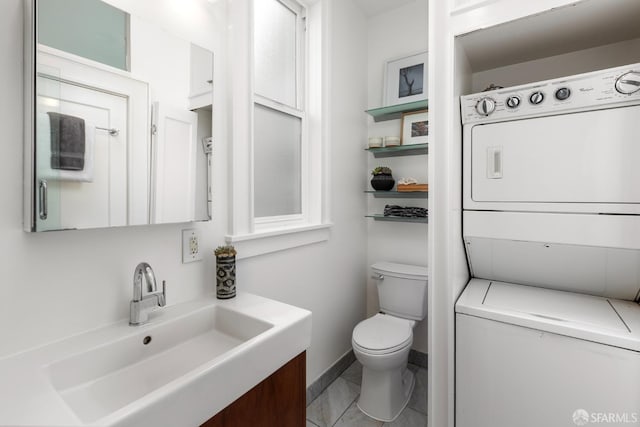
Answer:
26, 0, 214, 231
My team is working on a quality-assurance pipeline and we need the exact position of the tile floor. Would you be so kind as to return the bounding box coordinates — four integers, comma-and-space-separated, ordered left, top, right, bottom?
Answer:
306, 361, 427, 427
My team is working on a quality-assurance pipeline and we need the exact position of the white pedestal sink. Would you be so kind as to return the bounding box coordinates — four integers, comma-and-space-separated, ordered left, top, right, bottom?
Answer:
0, 293, 311, 427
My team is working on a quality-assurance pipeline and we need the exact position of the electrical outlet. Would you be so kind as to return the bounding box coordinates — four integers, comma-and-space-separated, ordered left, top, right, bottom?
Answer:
182, 229, 203, 263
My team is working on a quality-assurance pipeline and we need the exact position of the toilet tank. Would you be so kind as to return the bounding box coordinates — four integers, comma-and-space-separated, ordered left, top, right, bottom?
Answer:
372, 262, 428, 321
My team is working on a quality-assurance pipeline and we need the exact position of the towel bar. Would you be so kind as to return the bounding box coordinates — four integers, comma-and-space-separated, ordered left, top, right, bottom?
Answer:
96, 126, 120, 136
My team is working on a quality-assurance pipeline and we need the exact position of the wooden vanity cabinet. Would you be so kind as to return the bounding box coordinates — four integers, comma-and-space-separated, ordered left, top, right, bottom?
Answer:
201, 351, 306, 427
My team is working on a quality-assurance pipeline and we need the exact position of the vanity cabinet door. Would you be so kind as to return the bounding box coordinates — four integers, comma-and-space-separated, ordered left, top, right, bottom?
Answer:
202, 352, 306, 427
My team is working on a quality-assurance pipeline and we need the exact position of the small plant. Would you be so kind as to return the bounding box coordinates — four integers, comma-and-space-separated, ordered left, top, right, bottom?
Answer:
214, 245, 237, 257
371, 166, 392, 176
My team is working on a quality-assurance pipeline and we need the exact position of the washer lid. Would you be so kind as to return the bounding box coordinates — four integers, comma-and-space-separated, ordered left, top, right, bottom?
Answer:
352, 314, 413, 352
456, 279, 640, 352
372, 262, 428, 280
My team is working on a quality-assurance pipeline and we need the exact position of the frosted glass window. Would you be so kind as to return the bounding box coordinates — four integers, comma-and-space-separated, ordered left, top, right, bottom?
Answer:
38, 0, 129, 71
254, 104, 302, 217
254, 0, 297, 108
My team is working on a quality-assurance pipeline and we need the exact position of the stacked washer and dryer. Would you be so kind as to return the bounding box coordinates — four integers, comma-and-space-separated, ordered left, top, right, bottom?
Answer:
457, 64, 640, 426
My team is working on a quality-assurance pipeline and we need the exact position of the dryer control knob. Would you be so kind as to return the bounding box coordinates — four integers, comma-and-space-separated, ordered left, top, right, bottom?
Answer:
505, 96, 521, 109
555, 87, 571, 101
475, 97, 496, 116
529, 91, 545, 105
615, 71, 640, 95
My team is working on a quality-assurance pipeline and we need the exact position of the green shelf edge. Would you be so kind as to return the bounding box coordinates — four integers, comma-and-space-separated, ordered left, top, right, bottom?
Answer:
364, 191, 428, 198
365, 143, 428, 158
365, 215, 428, 223
365, 100, 428, 122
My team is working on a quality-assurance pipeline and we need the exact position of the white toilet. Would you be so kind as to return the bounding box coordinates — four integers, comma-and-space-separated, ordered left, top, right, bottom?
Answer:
351, 262, 428, 422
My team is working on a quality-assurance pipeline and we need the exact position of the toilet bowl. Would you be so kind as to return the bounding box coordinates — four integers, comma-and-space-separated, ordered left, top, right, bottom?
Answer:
351, 262, 428, 422
352, 314, 416, 422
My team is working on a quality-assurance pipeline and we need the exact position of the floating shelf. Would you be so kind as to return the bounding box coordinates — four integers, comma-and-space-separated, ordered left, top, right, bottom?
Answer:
365, 100, 428, 122
364, 190, 428, 199
365, 143, 428, 158
365, 215, 428, 223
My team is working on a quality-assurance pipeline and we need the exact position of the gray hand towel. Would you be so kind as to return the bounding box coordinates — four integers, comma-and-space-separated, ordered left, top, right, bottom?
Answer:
47, 112, 86, 171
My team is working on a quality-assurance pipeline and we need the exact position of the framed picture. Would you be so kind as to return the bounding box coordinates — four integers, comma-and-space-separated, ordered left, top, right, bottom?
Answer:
401, 110, 428, 146
383, 51, 427, 107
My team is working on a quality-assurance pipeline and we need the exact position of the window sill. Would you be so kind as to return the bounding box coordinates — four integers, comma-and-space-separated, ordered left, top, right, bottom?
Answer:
225, 223, 333, 259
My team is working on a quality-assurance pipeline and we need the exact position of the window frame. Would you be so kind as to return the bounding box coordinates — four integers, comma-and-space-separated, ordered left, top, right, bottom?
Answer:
252, 0, 308, 231
226, 0, 330, 258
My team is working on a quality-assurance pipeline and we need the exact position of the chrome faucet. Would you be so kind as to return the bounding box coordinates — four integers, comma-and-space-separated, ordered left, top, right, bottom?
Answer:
129, 262, 166, 326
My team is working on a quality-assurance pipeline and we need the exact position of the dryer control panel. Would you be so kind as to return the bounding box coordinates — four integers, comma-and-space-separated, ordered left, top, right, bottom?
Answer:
461, 62, 640, 124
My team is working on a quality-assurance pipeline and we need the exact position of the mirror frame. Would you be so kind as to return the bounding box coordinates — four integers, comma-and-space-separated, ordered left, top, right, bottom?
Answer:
24, 0, 37, 232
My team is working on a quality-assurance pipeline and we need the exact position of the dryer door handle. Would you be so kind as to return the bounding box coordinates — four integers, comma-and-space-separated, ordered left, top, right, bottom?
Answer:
487, 146, 503, 179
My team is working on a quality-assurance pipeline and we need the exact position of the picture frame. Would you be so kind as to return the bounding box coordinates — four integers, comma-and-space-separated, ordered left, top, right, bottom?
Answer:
401, 110, 428, 146
383, 51, 427, 107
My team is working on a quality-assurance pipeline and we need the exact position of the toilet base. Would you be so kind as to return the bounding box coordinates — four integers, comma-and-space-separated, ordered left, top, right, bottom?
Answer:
356, 366, 415, 422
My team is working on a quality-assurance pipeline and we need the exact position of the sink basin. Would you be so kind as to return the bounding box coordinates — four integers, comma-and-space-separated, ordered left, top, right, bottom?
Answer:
0, 292, 311, 427
46, 306, 273, 423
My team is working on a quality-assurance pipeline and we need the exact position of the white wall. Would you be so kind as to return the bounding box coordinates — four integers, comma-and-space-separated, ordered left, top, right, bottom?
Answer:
2, 0, 368, 389
365, 0, 429, 354
129, 16, 191, 110
471, 37, 640, 92
366, 0, 428, 110
450, 0, 582, 35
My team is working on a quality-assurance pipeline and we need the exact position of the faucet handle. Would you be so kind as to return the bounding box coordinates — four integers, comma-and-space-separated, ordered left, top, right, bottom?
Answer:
157, 280, 167, 307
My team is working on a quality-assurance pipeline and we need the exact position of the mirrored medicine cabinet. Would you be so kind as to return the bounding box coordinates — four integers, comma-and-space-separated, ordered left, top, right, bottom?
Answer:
24, 0, 215, 232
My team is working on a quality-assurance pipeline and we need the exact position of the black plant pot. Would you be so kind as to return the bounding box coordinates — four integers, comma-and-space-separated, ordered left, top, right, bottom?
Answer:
371, 174, 395, 191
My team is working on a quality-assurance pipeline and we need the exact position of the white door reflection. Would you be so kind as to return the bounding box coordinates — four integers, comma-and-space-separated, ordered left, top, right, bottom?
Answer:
37, 75, 128, 231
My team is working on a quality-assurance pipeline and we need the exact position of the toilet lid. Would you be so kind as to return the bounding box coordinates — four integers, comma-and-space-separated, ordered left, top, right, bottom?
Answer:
352, 314, 413, 353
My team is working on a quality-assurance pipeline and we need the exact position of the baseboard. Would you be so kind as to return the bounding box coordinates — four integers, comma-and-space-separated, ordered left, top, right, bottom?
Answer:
306, 349, 356, 405
409, 349, 428, 369
305, 349, 428, 405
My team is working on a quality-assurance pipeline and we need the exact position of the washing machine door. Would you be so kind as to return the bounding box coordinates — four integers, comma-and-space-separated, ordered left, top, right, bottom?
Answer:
455, 279, 640, 350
